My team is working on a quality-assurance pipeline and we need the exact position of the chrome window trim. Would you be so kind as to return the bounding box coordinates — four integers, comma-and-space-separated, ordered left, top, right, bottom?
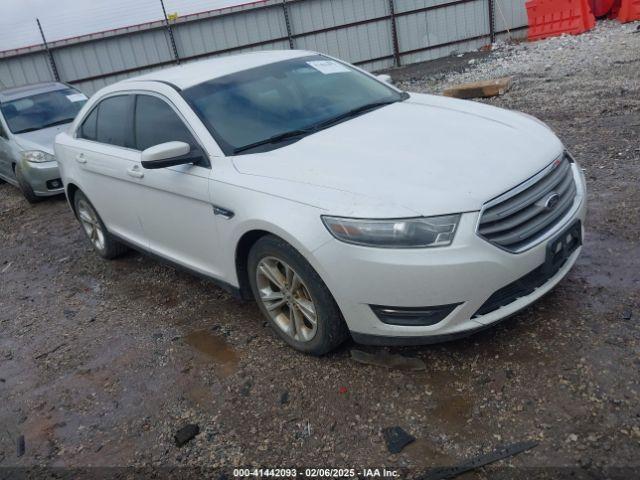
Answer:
73, 89, 210, 168
475, 155, 585, 254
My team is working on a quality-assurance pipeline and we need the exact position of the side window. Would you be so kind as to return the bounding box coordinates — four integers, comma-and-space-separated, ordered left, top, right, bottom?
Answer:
0, 118, 7, 139
96, 95, 133, 148
79, 107, 98, 141
134, 95, 198, 151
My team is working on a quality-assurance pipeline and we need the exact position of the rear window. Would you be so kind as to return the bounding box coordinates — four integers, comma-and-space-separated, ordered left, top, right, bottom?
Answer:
95, 95, 132, 148
79, 107, 98, 141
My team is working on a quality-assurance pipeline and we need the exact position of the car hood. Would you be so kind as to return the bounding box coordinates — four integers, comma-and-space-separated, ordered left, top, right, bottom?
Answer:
13, 124, 71, 155
231, 93, 564, 217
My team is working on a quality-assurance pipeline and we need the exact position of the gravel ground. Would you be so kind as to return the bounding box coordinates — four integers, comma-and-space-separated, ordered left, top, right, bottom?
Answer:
1, 20, 639, 479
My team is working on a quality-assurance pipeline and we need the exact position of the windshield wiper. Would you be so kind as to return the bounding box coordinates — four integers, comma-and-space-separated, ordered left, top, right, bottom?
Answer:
13, 127, 41, 134
313, 99, 400, 130
13, 118, 74, 134
232, 95, 407, 155
39, 118, 74, 129
233, 128, 315, 154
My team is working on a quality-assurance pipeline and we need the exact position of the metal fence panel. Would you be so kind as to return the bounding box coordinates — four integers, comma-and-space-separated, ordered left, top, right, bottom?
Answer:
72, 38, 292, 94
288, 0, 393, 66
174, 5, 288, 58
72, 63, 167, 95
0, 0, 530, 96
0, 52, 54, 89
495, 0, 529, 31
396, 0, 490, 52
288, 0, 388, 33
295, 20, 394, 65
394, 0, 459, 14
54, 29, 175, 84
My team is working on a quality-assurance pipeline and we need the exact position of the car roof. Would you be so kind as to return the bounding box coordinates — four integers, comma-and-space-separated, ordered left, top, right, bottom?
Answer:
0, 82, 71, 103
122, 50, 317, 91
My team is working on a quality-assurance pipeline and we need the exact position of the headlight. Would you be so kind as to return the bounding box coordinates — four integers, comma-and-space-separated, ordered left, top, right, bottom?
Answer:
21, 150, 55, 163
321, 214, 460, 248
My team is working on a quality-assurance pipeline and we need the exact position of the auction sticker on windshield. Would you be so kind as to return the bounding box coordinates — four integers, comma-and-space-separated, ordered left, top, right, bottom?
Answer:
67, 93, 87, 102
307, 60, 350, 74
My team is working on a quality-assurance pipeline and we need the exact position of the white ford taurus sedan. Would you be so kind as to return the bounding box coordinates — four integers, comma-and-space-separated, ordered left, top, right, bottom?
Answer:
55, 50, 586, 355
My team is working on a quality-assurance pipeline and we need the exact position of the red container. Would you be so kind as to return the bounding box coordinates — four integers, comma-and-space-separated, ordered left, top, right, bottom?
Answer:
614, 0, 640, 21
609, 0, 622, 17
588, 0, 616, 16
527, 0, 596, 41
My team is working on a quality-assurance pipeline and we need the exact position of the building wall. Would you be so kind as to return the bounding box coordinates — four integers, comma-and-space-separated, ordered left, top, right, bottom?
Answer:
0, 0, 529, 95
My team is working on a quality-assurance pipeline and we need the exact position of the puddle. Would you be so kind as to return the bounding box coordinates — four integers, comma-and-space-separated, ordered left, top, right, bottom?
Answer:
185, 384, 215, 406
404, 439, 454, 468
413, 369, 475, 432
431, 395, 473, 429
184, 329, 239, 377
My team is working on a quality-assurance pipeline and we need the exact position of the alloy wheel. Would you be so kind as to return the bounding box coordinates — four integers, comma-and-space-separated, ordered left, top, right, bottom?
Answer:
255, 256, 318, 343
77, 198, 106, 252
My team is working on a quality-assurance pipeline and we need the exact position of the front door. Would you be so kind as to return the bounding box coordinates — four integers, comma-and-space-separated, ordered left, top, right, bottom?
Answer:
129, 93, 222, 278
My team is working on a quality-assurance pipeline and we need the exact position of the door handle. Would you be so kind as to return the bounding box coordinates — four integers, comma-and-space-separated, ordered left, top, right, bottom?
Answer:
127, 166, 144, 179
212, 205, 235, 219
75, 153, 87, 164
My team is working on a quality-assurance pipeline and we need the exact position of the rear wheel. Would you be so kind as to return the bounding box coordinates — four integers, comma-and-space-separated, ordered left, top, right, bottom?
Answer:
73, 190, 128, 259
248, 235, 348, 355
15, 164, 41, 204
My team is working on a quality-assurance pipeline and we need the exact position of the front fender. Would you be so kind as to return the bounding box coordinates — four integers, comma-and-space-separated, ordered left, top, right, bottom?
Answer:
211, 180, 333, 289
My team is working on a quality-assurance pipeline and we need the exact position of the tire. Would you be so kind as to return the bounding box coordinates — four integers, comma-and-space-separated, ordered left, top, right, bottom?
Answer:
15, 164, 42, 204
248, 235, 348, 355
73, 190, 128, 260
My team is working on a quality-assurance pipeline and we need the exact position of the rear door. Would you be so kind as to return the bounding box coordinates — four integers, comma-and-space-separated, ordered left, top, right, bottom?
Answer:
130, 93, 222, 278
68, 94, 147, 247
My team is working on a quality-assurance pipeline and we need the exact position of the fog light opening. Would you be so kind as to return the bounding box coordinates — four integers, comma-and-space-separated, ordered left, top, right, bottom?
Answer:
46, 179, 62, 190
370, 303, 461, 327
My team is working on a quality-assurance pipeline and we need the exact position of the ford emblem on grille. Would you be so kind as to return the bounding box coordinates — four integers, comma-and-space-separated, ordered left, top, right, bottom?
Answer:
478, 156, 578, 252
543, 192, 561, 211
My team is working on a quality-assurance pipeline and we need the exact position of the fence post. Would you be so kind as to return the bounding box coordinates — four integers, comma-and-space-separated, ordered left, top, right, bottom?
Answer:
388, 0, 401, 67
160, 0, 181, 63
36, 19, 60, 82
488, 0, 496, 44
282, 0, 295, 49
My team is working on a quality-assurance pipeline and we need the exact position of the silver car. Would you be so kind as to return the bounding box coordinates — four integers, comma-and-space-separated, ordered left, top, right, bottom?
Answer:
0, 82, 87, 203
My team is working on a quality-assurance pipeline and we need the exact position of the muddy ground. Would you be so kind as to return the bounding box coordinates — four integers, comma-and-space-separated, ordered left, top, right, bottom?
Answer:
1, 21, 639, 480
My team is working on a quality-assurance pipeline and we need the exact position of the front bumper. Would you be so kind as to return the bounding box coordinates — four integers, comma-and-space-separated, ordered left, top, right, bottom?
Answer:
312, 168, 587, 345
18, 159, 64, 196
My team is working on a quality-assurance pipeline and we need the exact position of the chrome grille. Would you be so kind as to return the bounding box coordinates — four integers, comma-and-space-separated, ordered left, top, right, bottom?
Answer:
478, 154, 578, 253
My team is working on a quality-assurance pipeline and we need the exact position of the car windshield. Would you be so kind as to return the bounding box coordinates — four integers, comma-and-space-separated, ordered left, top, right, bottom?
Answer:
0, 87, 87, 134
183, 55, 406, 155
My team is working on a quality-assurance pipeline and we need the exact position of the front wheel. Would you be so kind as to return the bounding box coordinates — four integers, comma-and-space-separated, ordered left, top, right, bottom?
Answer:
73, 190, 128, 259
248, 235, 348, 356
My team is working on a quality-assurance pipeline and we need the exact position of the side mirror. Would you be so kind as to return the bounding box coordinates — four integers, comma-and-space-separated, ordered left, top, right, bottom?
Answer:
141, 141, 194, 169
376, 74, 393, 85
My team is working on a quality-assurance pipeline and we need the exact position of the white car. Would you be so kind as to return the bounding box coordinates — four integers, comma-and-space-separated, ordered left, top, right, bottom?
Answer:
55, 50, 587, 355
